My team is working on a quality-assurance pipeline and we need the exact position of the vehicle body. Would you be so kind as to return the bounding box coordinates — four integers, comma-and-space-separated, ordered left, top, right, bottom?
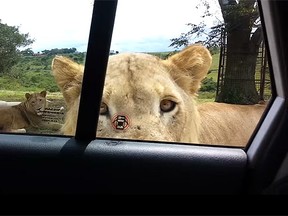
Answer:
0, 0, 287, 214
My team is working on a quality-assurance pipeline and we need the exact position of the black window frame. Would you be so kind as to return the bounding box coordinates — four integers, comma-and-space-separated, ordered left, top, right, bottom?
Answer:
75, 0, 118, 142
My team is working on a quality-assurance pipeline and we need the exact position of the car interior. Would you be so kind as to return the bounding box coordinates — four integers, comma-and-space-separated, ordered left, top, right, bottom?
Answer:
0, 0, 287, 214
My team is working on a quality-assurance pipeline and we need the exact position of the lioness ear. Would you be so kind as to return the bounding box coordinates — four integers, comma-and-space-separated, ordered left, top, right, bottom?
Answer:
164, 44, 212, 95
40, 90, 47, 97
25, 93, 31, 100
51, 56, 84, 107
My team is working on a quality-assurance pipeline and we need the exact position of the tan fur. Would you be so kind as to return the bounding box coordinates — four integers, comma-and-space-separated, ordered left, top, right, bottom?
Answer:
198, 102, 266, 146
51, 44, 266, 146
0, 91, 47, 132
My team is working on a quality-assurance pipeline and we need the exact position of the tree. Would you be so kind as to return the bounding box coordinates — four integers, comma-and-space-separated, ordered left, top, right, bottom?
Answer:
41, 47, 78, 55
170, 0, 263, 104
0, 20, 34, 75
20, 48, 34, 56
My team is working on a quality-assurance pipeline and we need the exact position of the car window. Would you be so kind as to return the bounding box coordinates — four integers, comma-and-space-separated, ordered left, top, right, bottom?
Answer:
0, 0, 92, 134
0, 0, 272, 148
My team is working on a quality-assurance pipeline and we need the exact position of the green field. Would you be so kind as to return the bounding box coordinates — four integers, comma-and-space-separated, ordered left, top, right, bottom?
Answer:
0, 51, 220, 103
207, 52, 219, 82
210, 53, 220, 72
0, 90, 63, 101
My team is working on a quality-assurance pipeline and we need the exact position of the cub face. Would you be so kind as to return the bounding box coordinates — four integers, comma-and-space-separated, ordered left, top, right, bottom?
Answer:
25, 90, 47, 116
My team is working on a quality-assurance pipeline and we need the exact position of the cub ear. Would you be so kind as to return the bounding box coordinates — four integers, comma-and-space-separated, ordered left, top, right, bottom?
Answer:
164, 44, 212, 95
51, 56, 84, 107
40, 90, 47, 97
25, 93, 31, 100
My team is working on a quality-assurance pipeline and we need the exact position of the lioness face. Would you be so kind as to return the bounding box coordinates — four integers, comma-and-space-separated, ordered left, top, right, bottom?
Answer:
98, 53, 199, 142
52, 45, 212, 143
25, 90, 47, 116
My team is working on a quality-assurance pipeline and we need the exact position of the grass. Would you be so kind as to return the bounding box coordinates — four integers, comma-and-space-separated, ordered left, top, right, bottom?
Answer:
0, 90, 63, 102
210, 53, 220, 72
0, 90, 216, 104
206, 53, 220, 82
197, 92, 216, 103
207, 71, 218, 82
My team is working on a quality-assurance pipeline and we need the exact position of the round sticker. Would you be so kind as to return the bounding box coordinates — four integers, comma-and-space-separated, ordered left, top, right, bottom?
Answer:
111, 114, 130, 130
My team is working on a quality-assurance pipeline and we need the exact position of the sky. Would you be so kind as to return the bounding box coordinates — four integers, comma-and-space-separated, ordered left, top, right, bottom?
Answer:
0, 0, 222, 53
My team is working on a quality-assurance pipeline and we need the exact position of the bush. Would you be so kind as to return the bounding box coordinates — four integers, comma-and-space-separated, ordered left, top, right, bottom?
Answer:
0, 52, 86, 92
200, 77, 217, 92
0, 76, 22, 90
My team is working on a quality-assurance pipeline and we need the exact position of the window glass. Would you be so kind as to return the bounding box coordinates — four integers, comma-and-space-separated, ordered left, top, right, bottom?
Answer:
0, 0, 272, 147
0, 0, 92, 134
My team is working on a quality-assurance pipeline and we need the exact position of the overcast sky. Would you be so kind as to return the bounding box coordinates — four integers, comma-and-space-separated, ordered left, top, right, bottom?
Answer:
0, 0, 222, 53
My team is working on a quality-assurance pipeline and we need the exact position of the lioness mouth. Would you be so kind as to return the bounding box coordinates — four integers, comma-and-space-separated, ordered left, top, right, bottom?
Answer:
36, 108, 44, 115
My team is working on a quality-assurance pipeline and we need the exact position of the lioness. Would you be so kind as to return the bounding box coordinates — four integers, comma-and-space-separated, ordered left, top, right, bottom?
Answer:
198, 102, 266, 146
0, 91, 47, 132
51, 44, 266, 146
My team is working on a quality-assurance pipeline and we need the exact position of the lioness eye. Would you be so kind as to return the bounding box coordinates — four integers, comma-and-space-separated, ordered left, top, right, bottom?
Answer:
160, 99, 176, 112
100, 102, 109, 115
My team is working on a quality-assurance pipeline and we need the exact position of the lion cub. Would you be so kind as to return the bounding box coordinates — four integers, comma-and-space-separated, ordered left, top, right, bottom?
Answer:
0, 90, 48, 133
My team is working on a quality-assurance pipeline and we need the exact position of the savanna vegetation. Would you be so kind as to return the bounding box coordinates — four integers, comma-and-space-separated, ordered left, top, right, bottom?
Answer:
0, 49, 219, 103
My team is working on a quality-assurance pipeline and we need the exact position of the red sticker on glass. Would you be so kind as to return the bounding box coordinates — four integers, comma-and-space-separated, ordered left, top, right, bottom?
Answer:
111, 114, 130, 130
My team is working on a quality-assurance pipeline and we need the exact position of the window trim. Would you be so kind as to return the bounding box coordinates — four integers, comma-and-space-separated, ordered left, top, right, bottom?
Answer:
245, 0, 288, 193
248, 0, 288, 162
75, 0, 118, 142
